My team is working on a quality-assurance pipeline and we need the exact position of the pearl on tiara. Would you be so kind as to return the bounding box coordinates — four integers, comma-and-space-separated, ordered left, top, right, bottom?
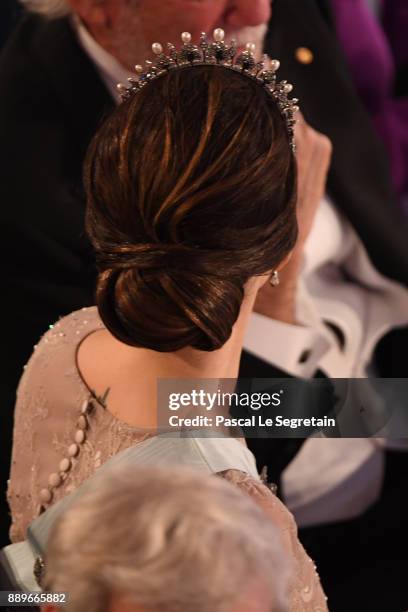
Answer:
117, 28, 299, 152
213, 28, 225, 42
181, 32, 192, 44
152, 42, 163, 55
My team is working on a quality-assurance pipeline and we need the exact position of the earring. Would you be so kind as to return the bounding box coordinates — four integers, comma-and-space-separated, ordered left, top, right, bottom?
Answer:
269, 270, 280, 287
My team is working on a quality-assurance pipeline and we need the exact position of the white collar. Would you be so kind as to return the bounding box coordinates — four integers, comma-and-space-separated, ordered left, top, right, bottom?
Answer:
70, 14, 133, 103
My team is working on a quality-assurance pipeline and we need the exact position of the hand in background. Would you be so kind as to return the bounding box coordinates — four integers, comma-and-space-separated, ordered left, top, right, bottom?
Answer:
254, 114, 332, 324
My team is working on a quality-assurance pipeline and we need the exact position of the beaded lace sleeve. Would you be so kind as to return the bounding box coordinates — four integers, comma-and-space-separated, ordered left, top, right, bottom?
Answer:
7, 307, 152, 543
219, 470, 329, 612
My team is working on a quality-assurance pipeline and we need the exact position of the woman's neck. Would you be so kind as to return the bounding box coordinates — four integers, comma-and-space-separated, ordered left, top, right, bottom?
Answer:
132, 288, 257, 380
77, 284, 259, 428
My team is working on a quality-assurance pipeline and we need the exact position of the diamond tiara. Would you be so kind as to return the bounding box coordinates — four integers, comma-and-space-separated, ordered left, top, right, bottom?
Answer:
117, 28, 299, 152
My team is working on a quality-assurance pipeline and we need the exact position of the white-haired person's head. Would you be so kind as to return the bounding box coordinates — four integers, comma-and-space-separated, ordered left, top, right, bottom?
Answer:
41, 465, 291, 612
19, 0, 70, 18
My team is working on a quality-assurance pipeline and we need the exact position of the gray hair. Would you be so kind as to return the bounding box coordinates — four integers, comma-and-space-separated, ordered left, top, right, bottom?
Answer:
44, 465, 291, 612
19, 0, 71, 18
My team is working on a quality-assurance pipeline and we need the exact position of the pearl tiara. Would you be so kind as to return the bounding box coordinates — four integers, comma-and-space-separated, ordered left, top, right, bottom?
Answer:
117, 28, 299, 152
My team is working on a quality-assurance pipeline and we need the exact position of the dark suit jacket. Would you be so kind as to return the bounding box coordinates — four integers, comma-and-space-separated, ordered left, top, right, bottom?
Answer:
0, 15, 113, 392
0, 14, 113, 546
0, 0, 22, 50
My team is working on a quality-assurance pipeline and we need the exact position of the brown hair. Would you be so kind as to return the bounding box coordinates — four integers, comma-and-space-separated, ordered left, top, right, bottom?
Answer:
85, 66, 297, 352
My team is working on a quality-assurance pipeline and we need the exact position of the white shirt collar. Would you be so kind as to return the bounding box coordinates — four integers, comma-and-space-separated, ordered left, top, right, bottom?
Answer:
70, 14, 133, 103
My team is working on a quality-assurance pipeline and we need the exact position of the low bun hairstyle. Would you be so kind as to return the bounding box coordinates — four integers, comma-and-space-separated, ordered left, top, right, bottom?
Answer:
85, 65, 297, 352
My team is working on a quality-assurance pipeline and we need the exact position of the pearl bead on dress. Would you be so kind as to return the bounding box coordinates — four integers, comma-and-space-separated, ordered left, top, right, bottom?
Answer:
81, 399, 89, 414
75, 430, 85, 444
37, 392, 97, 511
37, 390, 97, 511
59, 458, 71, 472
68, 443, 79, 457
77, 415, 88, 430
48, 473, 61, 488
40, 488, 52, 504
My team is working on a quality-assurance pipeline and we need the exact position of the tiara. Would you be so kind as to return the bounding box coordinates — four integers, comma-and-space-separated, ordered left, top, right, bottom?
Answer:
117, 28, 299, 152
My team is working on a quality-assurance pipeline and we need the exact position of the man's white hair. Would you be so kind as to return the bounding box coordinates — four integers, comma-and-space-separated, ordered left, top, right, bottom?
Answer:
44, 465, 291, 612
19, 0, 71, 18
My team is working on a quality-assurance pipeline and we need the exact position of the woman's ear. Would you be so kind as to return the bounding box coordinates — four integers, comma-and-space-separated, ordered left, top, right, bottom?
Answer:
256, 249, 295, 291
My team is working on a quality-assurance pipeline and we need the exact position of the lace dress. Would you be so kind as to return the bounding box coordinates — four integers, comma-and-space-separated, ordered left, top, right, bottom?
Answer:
8, 307, 328, 611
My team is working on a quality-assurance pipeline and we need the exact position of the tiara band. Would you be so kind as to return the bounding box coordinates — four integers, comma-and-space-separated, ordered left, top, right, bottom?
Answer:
117, 28, 299, 152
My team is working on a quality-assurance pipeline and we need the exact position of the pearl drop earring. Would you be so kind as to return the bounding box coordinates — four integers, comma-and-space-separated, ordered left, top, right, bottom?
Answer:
269, 271, 280, 287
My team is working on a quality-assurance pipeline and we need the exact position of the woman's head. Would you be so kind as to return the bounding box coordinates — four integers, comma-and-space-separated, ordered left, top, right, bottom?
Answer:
85, 65, 297, 352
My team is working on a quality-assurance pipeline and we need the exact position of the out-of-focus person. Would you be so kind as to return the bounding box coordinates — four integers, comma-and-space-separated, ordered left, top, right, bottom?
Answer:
331, 0, 408, 214
40, 465, 292, 612
245, 2, 408, 610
